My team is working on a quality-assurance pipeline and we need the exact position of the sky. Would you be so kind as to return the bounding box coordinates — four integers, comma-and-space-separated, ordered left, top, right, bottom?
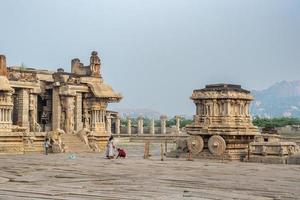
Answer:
0, 0, 299, 116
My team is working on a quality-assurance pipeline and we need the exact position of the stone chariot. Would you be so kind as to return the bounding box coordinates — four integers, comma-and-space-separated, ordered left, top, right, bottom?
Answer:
185, 84, 260, 160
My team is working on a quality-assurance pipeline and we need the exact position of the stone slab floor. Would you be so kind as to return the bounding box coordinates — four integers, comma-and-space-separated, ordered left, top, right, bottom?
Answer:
0, 143, 299, 200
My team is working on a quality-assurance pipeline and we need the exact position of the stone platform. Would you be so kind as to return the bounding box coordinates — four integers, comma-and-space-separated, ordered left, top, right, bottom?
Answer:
0, 143, 299, 200
248, 154, 300, 165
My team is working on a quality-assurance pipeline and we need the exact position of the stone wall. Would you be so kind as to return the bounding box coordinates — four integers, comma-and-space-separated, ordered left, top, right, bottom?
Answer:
0, 132, 46, 154
277, 126, 300, 135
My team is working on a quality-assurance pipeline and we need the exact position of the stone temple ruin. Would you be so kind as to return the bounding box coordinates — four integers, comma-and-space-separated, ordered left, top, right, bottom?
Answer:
0, 52, 122, 154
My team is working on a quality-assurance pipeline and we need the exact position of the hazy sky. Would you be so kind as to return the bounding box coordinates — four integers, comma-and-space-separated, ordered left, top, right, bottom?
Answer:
0, 0, 299, 116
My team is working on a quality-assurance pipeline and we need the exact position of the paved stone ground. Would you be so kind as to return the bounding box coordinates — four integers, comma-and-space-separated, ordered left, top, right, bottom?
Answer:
0, 143, 299, 200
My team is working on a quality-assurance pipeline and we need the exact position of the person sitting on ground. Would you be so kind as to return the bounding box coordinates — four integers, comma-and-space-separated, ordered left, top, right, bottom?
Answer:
116, 148, 126, 159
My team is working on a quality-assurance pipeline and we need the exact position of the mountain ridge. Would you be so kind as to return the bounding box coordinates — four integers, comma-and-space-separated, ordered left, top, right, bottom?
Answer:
251, 80, 300, 117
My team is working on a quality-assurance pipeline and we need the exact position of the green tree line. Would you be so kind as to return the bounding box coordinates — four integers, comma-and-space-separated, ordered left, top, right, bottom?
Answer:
121, 116, 300, 129
253, 117, 300, 128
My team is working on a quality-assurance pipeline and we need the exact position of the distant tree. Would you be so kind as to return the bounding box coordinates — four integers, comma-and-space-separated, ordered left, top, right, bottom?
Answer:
143, 117, 151, 127
120, 116, 193, 128
120, 118, 127, 126
120, 117, 153, 127
253, 117, 300, 128
166, 118, 176, 127
166, 117, 193, 128
180, 118, 193, 128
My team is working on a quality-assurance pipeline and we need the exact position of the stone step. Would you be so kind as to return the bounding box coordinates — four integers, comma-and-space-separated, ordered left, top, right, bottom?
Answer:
64, 141, 87, 144
61, 134, 91, 153
64, 147, 89, 149
64, 143, 87, 146
64, 144, 90, 148
24, 147, 36, 151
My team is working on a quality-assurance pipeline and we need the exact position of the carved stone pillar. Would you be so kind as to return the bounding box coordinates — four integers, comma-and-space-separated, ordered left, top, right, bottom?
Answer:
75, 93, 83, 131
196, 103, 200, 115
201, 101, 205, 116
137, 116, 144, 135
0, 88, 13, 132
219, 100, 224, 116
82, 97, 88, 129
0, 55, 8, 76
232, 100, 237, 116
61, 96, 75, 134
175, 115, 181, 132
245, 101, 250, 116
239, 101, 242, 116
226, 100, 230, 116
106, 114, 112, 134
160, 115, 167, 134
52, 87, 61, 131
228, 100, 233, 116
149, 118, 155, 135
115, 115, 120, 135
101, 110, 106, 124
212, 100, 217, 116
241, 102, 245, 116
239, 100, 243, 116
91, 109, 96, 131
67, 97, 75, 134
17, 89, 29, 130
29, 93, 38, 132
127, 118, 131, 135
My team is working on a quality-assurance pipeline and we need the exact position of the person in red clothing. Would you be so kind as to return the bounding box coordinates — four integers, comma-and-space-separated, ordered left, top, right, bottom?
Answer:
116, 148, 126, 159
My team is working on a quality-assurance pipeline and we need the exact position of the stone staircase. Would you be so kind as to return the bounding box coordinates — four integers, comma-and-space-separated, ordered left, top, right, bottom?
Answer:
61, 134, 91, 153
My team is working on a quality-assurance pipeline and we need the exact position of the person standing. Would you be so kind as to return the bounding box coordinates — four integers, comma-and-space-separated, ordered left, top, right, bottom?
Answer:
44, 138, 50, 155
105, 136, 115, 159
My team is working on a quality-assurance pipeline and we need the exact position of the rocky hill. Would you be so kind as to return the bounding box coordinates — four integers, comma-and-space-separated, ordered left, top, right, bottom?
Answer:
251, 80, 300, 117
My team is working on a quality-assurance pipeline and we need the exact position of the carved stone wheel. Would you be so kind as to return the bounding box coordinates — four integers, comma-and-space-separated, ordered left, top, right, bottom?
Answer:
208, 135, 226, 155
187, 135, 204, 154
